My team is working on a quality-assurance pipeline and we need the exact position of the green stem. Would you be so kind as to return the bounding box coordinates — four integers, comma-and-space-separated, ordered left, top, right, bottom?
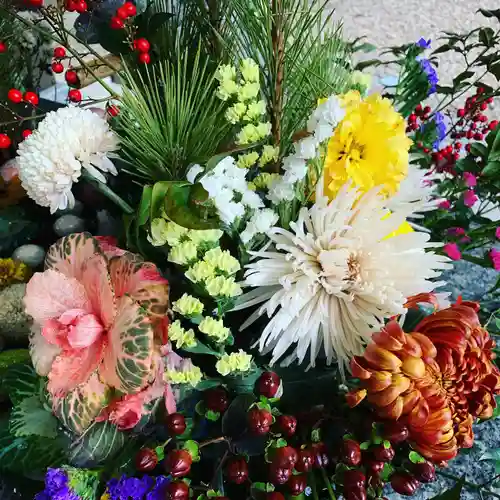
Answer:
438, 471, 500, 499
320, 468, 336, 500
309, 472, 320, 500
82, 172, 134, 214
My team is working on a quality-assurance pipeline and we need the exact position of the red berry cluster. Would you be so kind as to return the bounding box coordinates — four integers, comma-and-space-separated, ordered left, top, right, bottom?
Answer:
110, 2, 137, 30
133, 37, 151, 64
0, 41, 7, 53
2, 89, 40, 147
51, 47, 67, 75
66, 0, 87, 13
406, 104, 431, 133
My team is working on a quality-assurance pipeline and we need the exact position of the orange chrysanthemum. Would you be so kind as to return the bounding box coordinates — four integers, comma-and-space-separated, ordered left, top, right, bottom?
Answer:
347, 302, 500, 465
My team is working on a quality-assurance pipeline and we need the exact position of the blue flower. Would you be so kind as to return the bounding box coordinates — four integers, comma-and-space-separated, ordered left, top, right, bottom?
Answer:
45, 469, 68, 492
416, 56, 439, 95
146, 476, 171, 500
416, 38, 431, 49
105, 474, 166, 500
432, 112, 447, 149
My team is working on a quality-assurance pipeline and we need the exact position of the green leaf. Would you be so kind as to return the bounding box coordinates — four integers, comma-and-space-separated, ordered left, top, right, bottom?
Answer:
155, 445, 165, 461
359, 442, 370, 450
95, 21, 128, 55
183, 440, 199, 460
470, 142, 488, 158
355, 59, 380, 71
276, 438, 287, 448
430, 477, 464, 499
453, 71, 474, 86
69, 421, 126, 468
137, 185, 153, 226
409, 450, 426, 463
150, 181, 172, 221
479, 27, 495, 47
0, 349, 30, 376
483, 161, 500, 177
182, 342, 221, 357
205, 410, 220, 422
251, 482, 275, 493
432, 44, 453, 55
481, 449, 500, 461
353, 42, 377, 53
489, 63, 500, 81
478, 8, 500, 20
147, 12, 173, 36
380, 463, 394, 482
10, 395, 58, 439
2, 362, 38, 405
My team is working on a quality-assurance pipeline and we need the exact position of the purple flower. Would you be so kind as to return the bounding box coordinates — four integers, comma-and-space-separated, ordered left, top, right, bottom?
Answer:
416, 38, 431, 49
122, 476, 154, 500
45, 469, 68, 492
35, 493, 51, 500
417, 57, 439, 95
432, 112, 447, 148
105, 474, 162, 500
147, 477, 171, 500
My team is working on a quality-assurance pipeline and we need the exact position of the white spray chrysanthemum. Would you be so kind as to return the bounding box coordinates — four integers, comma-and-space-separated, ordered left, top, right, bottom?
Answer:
233, 182, 451, 372
17, 107, 119, 213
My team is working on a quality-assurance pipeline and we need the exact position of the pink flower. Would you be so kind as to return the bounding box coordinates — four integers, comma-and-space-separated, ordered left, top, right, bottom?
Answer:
94, 235, 127, 258
463, 190, 478, 208
24, 233, 170, 434
443, 243, 462, 261
463, 172, 477, 187
491, 248, 500, 271
495, 227, 500, 240
438, 200, 451, 210
447, 227, 466, 237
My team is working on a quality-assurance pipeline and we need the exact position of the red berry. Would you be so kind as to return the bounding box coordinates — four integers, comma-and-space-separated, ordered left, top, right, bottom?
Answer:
295, 448, 314, 473
423, 147, 430, 154
22, 129, 32, 139
134, 37, 150, 53
480, 102, 488, 111
0, 41, 6, 53
365, 459, 384, 474
65, 70, 78, 85
490, 120, 499, 130
288, 474, 306, 496
107, 104, 119, 117
408, 113, 417, 122
204, 387, 229, 413
415, 104, 422, 113
28, 0, 43, 7
381, 422, 409, 444
487, 97, 494, 104
341, 439, 361, 466
52, 62, 64, 74
54, 47, 66, 58
123, 1, 137, 15
269, 463, 291, 485
66, 0, 77, 10
416, 141, 423, 148
247, 407, 272, 435
471, 96, 477, 105
276, 415, 297, 436
466, 130, 473, 139
165, 481, 189, 500
110, 16, 124, 29
138, 52, 151, 64
423, 106, 431, 114
257, 371, 281, 398
479, 114, 488, 123
453, 152, 460, 161
311, 442, 329, 469
166, 413, 187, 435
272, 446, 298, 469
455, 142, 462, 150
76, 0, 87, 12
266, 494, 285, 500
457, 108, 466, 118
344, 470, 366, 488
68, 89, 82, 103
372, 443, 395, 462
164, 449, 192, 477
474, 132, 484, 141
411, 462, 436, 483
0, 134, 11, 149
23, 91, 39, 106
226, 457, 249, 484
478, 87, 485, 94
7, 89, 22, 103
344, 487, 367, 500
117, 6, 129, 19
391, 472, 420, 496
466, 144, 471, 152
135, 448, 158, 472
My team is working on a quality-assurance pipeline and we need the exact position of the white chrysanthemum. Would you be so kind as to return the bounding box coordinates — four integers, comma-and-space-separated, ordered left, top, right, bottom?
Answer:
17, 107, 118, 213
233, 183, 451, 372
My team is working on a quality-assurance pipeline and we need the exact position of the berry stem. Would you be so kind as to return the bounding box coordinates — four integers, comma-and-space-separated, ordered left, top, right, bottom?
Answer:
199, 436, 227, 448
81, 172, 134, 214
308, 471, 320, 500
437, 471, 500, 499
320, 468, 336, 500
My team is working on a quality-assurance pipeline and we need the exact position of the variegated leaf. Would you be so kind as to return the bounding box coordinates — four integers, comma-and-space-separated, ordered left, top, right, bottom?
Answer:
99, 295, 154, 393
44, 232, 101, 281
54, 373, 108, 435
109, 254, 169, 318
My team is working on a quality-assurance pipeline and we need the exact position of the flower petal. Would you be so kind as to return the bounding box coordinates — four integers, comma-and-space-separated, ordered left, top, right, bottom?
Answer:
29, 326, 62, 376
364, 344, 402, 372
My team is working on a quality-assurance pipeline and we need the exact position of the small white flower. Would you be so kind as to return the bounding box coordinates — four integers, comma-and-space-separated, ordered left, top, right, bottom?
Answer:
218, 200, 245, 225
17, 107, 118, 213
294, 136, 318, 160
241, 189, 264, 210
187, 164, 204, 184
282, 156, 308, 182
307, 95, 345, 140
241, 208, 278, 244
267, 178, 296, 203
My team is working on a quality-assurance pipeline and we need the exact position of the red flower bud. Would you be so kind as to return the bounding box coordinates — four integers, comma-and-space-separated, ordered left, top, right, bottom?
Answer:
276, 414, 297, 436
165, 481, 189, 500
272, 446, 298, 469
135, 448, 158, 472
257, 371, 281, 398
247, 407, 273, 435
288, 474, 307, 496
269, 463, 291, 485
166, 413, 187, 435
226, 457, 249, 484
411, 462, 436, 483
204, 387, 229, 413
165, 449, 192, 477
390, 472, 420, 496
295, 448, 314, 472
341, 439, 362, 466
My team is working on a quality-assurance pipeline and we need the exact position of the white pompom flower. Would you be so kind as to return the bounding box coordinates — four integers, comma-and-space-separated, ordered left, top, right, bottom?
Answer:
17, 107, 119, 213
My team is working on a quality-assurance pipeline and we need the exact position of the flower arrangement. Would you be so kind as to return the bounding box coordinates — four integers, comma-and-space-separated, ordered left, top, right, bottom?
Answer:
0, 1, 500, 499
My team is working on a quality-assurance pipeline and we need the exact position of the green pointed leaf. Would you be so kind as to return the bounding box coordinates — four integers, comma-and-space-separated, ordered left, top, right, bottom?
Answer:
69, 421, 126, 467
478, 8, 500, 20
2, 362, 38, 405
137, 185, 153, 226
479, 27, 495, 47
470, 142, 488, 157
10, 395, 58, 439
150, 181, 171, 221
155, 445, 165, 461
481, 448, 500, 461
430, 477, 464, 499
409, 450, 426, 463
205, 410, 220, 421
359, 441, 370, 450
183, 440, 199, 460
483, 161, 500, 177
182, 342, 221, 357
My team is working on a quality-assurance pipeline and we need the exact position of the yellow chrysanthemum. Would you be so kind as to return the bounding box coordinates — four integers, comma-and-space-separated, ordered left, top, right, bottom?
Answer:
324, 91, 412, 200
0, 259, 30, 288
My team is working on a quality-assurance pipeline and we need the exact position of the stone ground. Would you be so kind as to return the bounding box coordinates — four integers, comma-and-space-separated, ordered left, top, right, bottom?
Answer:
326, 2, 500, 497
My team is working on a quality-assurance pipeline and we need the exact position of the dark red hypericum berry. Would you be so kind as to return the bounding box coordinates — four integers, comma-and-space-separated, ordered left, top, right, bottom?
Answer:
135, 448, 158, 472
480, 102, 488, 111
288, 474, 306, 496
257, 371, 281, 398
65, 70, 78, 85
269, 463, 291, 485
138, 52, 151, 64
24, 91, 39, 106
391, 472, 420, 496
68, 89, 82, 103
7, 89, 22, 103
457, 108, 466, 117
276, 414, 297, 436
226, 457, 249, 484
455, 142, 462, 150
247, 407, 273, 435
164, 449, 192, 477
295, 448, 314, 472
408, 113, 417, 122
341, 439, 361, 466
344, 486, 367, 500
166, 413, 187, 435
372, 443, 395, 463
411, 462, 436, 483
0, 41, 6, 53
0, 134, 11, 149
204, 387, 229, 413
344, 470, 366, 489
134, 37, 151, 53
107, 104, 119, 117
272, 446, 298, 469
266, 493, 285, 500
122, 1, 137, 15
110, 16, 124, 29
52, 62, 64, 74
54, 47, 66, 58
365, 459, 384, 474
165, 481, 189, 500
311, 442, 329, 469
474, 132, 484, 141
